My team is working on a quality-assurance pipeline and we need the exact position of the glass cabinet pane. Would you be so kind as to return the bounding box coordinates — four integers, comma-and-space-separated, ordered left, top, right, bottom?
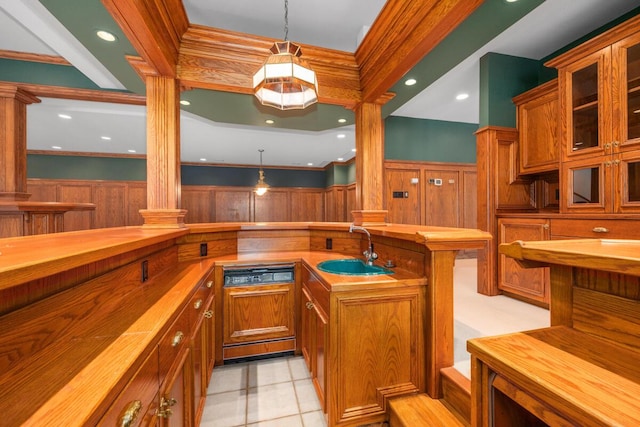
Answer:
572, 167, 599, 204
629, 160, 640, 202
627, 43, 640, 140
572, 64, 599, 151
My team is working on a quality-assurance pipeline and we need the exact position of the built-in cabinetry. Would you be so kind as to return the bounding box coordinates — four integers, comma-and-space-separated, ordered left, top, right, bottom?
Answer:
301, 263, 426, 427
480, 14, 640, 303
547, 19, 640, 214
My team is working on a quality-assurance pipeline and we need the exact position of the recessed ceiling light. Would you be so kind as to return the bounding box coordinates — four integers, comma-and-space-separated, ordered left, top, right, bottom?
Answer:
337, 157, 344, 161
337, 134, 346, 139
101, 136, 111, 140
505, 0, 518, 3
51, 145, 62, 150
405, 78, 417, 86
265, 119, 275, 124
352, 148, 356, 152
200, 158, 207, 162
128, 149, 136, 153
180, 100, 191, 106
58, 113, 72, 119
96, 30, 117, 42
456, 93, 469, 100
338, 118, 347, 123
307, 162, 313, 166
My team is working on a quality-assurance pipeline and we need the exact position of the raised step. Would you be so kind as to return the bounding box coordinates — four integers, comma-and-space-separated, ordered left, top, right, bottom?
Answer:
389, 394, 465, 427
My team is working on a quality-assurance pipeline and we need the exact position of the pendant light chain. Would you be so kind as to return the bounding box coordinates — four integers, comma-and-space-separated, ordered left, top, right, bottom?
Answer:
284, 0, 289, 41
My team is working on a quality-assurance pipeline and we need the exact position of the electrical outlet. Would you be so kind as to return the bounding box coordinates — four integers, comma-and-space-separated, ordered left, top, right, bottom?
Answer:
141, 260, 149, 282
200, 243, 208, 257
326, 238, 333, 250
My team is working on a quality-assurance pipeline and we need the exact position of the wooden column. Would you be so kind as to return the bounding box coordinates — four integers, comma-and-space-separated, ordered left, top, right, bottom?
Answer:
0, 84, 40, 201
139, 75, 186, 228
352, 101, 387, 225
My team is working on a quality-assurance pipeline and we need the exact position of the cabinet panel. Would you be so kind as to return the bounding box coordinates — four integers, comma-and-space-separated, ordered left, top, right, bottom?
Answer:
612, 32, 640, 150
254, 189, 290, 222
214, 189, 251, 222
498, 218, 550, 306
291, 190, 324, 222
223, 283, 295, 345
550, 218, 640, 239
514, 80, 559, 175
424, 169, 459, 227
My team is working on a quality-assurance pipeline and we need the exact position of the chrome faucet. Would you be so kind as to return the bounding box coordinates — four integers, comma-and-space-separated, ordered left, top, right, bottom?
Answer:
349, 224, 378, 265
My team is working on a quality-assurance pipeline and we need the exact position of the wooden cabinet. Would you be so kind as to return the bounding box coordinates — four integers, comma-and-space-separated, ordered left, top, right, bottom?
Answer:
498, 217, 549, 306
301, 264, 425, 427
301, 267, 329, 411
190, 277, 215, 425
513, 79, 559, 175
546, 18, 640, 214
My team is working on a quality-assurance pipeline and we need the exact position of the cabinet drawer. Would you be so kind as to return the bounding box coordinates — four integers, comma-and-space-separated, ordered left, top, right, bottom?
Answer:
158, 307, 190, 381
190, 273, 214, 326
99, 348, 159, 427
302, 265, 329, 315
550, 218, 640, 239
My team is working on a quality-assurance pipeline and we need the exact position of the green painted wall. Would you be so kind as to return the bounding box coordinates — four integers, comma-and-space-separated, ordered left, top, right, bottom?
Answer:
0, 59, 102, 89
27, 154, 327, 188
27, 154, 146, 180
478, 53, 546, 128
384, 117, 478, 163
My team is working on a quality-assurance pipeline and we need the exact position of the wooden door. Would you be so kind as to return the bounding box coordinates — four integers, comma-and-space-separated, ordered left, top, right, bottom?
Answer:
313, 302, 328, 412
424, 170, 459, 227
158, 348, 192, 426
385, 169, 420, 225
301, 286, 314, 371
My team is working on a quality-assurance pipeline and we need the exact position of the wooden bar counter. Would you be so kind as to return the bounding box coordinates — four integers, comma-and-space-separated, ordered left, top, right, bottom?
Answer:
469, 239, 640, 426
0, 222, 490, 426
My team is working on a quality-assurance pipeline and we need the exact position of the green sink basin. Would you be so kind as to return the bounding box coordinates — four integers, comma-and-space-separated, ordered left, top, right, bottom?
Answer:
316, 259, 393, 276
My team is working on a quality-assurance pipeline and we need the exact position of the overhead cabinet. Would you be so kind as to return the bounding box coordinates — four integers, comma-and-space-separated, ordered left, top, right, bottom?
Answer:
547, 20, 640, 213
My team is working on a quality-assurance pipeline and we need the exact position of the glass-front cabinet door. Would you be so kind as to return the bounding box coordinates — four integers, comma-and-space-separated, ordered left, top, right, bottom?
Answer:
613, 33, 640, 151
617, 150, 640, 213
562, 157, 612, 213
561, 47, 612, 161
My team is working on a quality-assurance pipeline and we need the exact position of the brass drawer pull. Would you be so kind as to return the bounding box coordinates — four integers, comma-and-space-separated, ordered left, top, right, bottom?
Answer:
204, 310, 213, 319
119, 400, 142, 427
592, 227, 609, 233
306, 301, 314, 310
206, 280, 213, 288
194, 299, 202, 310
171, 331, 184, 347
156, 397, 177, 418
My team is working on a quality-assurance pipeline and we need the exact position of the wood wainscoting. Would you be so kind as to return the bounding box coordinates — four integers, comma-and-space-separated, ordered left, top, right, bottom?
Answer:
26, 179, 356, 231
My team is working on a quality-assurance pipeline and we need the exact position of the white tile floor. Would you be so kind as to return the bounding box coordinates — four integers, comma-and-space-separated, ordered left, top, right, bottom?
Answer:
200, 356, 325, 427
200, 257, 550, 426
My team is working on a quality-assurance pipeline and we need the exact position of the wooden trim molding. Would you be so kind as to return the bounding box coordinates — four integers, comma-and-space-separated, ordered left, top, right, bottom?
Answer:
0, 49, 71, 66
11, 82, 146, 105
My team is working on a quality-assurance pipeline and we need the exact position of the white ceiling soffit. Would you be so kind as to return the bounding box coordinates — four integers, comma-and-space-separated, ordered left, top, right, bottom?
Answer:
27, 98, 356, 167
0, 0, 125, 90
393, 0, 640, 124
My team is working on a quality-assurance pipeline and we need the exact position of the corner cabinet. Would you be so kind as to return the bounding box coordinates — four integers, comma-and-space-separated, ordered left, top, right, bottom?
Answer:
546, 17, 640, 213
301, 264, 426, 427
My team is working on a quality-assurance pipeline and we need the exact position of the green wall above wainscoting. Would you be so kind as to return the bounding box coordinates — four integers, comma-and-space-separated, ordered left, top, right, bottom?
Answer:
384, 117, 478, 163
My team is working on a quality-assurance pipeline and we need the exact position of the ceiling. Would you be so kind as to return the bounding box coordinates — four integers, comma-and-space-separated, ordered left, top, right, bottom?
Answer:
1, 0, 639, 167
